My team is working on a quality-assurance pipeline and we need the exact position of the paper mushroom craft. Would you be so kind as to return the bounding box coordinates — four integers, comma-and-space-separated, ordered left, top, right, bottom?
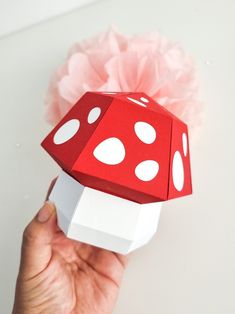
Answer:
41, 91, 192, 254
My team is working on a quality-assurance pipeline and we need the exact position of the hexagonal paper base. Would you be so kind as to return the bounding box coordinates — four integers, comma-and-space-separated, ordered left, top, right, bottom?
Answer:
49, 170, 162, 254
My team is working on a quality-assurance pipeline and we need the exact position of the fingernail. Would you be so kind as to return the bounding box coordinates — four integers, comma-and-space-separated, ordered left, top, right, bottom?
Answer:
37, 201, 55, 223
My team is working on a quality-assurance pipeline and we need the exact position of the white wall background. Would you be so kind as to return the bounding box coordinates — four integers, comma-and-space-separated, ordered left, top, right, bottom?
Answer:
0, 0, 100, 38
0, 0, 235, 313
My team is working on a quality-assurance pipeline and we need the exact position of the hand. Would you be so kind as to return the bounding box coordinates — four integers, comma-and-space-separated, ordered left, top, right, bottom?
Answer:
13, 183, 128, 314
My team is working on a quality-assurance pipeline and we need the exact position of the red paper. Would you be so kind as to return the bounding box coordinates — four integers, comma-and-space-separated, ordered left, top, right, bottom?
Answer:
42, 92, 192, 204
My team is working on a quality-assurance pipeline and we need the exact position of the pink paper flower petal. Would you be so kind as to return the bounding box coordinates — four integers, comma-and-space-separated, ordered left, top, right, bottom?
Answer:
45, 27, 202, 132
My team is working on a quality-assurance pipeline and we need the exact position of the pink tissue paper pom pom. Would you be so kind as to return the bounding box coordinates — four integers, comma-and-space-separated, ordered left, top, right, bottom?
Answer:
45, 27, 202, 133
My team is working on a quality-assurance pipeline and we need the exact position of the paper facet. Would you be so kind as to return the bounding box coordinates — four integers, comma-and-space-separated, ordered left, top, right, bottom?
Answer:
49, 171, 162, 254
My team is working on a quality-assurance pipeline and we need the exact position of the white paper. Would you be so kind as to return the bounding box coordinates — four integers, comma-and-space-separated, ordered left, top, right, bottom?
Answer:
49, 170, 162, 254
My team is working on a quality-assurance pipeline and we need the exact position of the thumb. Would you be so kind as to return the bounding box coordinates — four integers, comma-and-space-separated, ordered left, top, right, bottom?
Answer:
19, 201, 57, 280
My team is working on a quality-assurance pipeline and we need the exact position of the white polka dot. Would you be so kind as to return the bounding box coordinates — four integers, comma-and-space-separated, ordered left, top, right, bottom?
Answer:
127, 97, 147, 107
172, 151, 184, 191
93, 137, 125, 165
140, 97, 149, 103
182, 133, 188, 156
53, 119, 80, 145
135, 160, 159, 181
134, 121, 156, 144
88, 107, 101, 124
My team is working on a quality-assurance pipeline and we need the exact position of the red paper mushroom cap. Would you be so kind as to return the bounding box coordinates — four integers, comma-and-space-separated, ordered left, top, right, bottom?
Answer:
41, 92, 192, 204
